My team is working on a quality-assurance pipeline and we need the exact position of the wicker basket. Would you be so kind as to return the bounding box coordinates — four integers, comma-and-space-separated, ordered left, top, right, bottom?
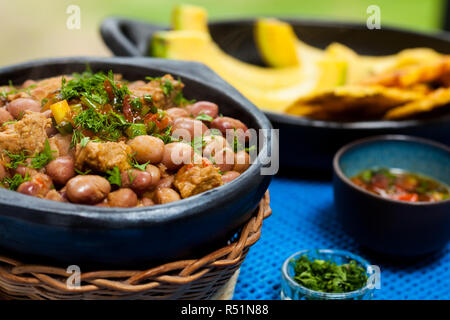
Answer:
0, 192, 271, 300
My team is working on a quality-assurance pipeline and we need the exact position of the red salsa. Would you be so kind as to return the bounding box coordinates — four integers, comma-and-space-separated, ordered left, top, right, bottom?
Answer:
350, 168, 449, 202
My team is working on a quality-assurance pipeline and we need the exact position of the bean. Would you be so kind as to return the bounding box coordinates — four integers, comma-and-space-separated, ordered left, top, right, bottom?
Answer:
187, 101, 219, 118
155, 187, 181, 204
127, 135, 164, 164
141, 197, 155, 206
210, 117, 249, 142
161, 142, 193, 170
145, 164, 161, 187
17, 173, 52, 197
172, 117, 207, 141
45, 189, 65, 202
233, 151, 250, 173
166, 107, 189, 119
45, 156, 75, 185
17, 181, 40, 196
66, 175, 111, 204
6, 98, 41, 119
221, 171, 240, 184
22, 80, 36, 88
107, 188, 138, 208
0, 108, 13, 125
202, 135, 231, 158
121, 169, 154, 193
213, 147, 235, 172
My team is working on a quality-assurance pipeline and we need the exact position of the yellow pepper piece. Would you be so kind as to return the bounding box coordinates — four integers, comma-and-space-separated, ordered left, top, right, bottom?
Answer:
50, 100, 72, 125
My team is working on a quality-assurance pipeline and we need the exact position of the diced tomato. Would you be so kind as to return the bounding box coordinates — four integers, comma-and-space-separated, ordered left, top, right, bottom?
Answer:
104, 80, 114, 102
122, 94, 133, 122
393, 193, 419, 202
144, 113, 170, 130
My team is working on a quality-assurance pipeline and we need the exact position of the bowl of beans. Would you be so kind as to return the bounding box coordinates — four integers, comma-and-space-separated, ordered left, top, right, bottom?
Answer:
0, 57, 272, 268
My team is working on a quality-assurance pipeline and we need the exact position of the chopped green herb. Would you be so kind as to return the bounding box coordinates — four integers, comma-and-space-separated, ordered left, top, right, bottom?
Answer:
191, 136, 206, 154
106, 166, 121, 187
292, 255, 368, 293
74, 168, 92, 175
3, 149, 30, 169
195, 113, 214, 122
1, 173, 30, 191
1, 120, 17, 127
161, 79, 174, 95
153, 125, 177, 144
79, 136, 91, 148
125, 123, 147, 139
31, 139, 56, 169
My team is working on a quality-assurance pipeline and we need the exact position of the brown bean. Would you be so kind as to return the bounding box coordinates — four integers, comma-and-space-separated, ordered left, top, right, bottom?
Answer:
107, 188, 138, 208
172, 117, 207, 141
0, 108, 13, 125
17, 181, 40, 196
202, 135, 231, 158
233, 151, 250, 173
221, 171, 240, 184
127, 135, 164, 164
15, 164, 38, 178
141, 197, 155, 206
121, 169, 154, 193
6, 98, 41, 119
211, 117, 249, 141
161, 142, 193, 170
187, 101, 219, 118
45, 156, 75, 185
17, 173, 52, 197
213, 147, 235, 172
42, 109, 58, 137
145, 164, 161, 187
45, 189, 65, 202
166, 107, 189, 119
66, 175, 111, 204
155, 187, 181, 204
22, 80, 36, 88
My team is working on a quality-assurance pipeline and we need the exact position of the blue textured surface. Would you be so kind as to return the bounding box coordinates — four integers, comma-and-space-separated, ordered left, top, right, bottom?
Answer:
233, 177, 450, 300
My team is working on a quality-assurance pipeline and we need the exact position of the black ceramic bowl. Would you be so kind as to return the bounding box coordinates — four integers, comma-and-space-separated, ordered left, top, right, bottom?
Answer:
333, 135, 450, 257
100, 17, 450, 170
0, 57, 272, 268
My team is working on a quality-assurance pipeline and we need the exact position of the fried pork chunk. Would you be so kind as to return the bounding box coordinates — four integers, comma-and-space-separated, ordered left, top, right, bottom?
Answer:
128, 74, 184, 109
0, 111, 51, 154
75, 141, 132, 172
174, 162, 223, 199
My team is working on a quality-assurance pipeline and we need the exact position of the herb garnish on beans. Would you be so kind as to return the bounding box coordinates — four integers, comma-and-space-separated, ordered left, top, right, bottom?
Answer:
0, 70, 252, 207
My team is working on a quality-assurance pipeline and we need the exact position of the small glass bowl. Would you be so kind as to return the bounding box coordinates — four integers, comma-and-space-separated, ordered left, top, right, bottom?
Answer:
281, 249, 374, 300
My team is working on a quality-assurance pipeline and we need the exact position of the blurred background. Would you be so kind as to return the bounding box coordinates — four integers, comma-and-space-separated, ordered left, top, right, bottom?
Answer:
0, 0, 448, 67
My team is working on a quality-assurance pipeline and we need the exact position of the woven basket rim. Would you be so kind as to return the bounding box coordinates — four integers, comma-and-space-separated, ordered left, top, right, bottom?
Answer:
0, 192, 271, 299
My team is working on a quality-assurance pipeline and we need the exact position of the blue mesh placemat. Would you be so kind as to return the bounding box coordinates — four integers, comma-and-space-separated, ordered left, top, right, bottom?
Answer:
233, 177, 450, 300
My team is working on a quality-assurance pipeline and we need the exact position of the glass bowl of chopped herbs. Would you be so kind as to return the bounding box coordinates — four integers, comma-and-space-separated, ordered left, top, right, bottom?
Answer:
281, 249, 374, 300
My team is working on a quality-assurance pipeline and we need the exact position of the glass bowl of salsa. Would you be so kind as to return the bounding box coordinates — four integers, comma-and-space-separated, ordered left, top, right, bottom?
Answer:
333, 135, 450, 257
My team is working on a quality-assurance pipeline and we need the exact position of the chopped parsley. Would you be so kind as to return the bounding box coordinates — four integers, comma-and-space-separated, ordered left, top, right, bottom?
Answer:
31, 139, 56, 169
106, 166, 122, 187
3, 150, 30, 169
161, 79, 174, 95
195, 113, 214, 122
73, 108, 129, 142
1, 173, 30, 191
74, 168, 91, 175
292, 255, 368, 293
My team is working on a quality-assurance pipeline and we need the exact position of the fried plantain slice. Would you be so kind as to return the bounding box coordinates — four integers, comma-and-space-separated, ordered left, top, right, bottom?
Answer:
286, 85, 422, 119
384, 87, 450, 120
362, 57, 450, 88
